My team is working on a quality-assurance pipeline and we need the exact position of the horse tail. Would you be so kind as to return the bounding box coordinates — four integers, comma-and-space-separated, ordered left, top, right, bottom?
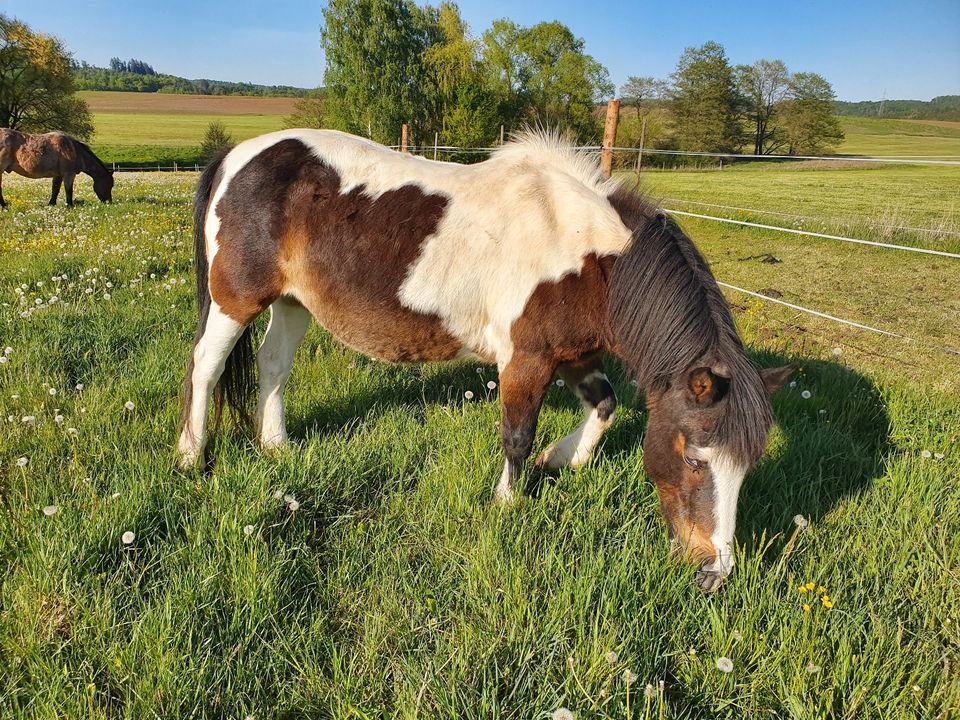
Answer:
179, 147, 255, 438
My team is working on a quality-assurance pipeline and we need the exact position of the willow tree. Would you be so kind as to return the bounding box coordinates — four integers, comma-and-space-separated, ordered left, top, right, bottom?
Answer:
0, 14, 93, 137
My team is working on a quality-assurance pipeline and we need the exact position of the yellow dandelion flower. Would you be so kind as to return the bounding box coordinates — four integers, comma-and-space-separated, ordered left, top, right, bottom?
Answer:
798, 585, 808, 593
802, 604, 811, 613
818, 586, 827, 593
821, 595, 833, 609
805, 582, 816, 591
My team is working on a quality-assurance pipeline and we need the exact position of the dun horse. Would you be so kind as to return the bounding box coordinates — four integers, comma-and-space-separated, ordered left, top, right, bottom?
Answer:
0, 129, 114, 207
177, 129, 791, 591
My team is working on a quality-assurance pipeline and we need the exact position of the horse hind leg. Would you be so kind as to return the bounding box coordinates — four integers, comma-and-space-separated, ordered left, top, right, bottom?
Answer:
177, 302, 253, 469
256, 297, 311, 450
49, 177, 62, 206
64, 173, 75, 207
536, 354, 617, 470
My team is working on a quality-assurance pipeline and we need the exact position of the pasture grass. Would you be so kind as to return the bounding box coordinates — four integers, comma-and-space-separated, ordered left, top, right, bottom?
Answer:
0, 173, 958, 719
837, 117, 960, 158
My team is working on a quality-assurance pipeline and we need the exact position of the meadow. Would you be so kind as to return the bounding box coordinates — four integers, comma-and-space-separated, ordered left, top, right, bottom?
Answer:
1, 141, 958, 718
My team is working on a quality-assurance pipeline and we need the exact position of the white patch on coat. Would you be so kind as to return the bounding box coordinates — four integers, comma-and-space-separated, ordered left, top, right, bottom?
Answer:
205, 128, 634, 366
256, 300, 312, 449
494, 459, 515, 504
696, 447, 748, 578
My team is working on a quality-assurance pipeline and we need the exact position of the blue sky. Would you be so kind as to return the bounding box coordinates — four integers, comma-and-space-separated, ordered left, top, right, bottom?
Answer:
5, 0, 959, 101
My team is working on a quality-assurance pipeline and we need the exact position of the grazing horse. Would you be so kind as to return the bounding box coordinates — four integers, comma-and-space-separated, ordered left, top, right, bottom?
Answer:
177, 129, 791, 590
0, 129, 114, 207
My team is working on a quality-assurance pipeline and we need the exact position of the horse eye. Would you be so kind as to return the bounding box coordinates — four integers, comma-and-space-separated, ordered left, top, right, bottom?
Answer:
683, 455, 705, 471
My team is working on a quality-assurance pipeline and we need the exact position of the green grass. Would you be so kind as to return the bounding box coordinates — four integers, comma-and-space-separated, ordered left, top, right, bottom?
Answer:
838, 117, 960, 158
0, 173, 958, 718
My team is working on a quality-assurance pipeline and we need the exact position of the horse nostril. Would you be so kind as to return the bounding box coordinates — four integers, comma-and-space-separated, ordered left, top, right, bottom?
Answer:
695, 568, 725, 593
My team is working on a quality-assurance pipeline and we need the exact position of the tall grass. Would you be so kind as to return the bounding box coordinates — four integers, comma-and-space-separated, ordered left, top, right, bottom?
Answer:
0, 174, 957, 718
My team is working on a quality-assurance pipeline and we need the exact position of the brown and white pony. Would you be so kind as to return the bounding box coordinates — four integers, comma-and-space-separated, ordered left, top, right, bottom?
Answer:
177, 129, 791, 591
0, 129, 114, 207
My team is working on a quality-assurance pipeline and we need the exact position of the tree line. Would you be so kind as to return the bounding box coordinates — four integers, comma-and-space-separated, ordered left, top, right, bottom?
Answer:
834, 96, 960, 121
72, 60, 310, 97
315, 1, 844, 157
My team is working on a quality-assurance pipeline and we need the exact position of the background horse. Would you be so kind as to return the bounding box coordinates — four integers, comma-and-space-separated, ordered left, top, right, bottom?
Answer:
177, 129, 791, 591
0, 128, 114, 207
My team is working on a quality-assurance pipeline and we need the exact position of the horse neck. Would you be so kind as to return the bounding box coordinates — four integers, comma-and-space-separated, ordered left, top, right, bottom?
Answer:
76, 145, 107, 179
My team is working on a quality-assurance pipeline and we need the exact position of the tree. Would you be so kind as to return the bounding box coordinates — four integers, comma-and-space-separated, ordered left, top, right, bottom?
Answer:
736, 59, 789, 154
620, 75, 666, 118
0, 14, 93, 137
200, 120, 234, 160
669, 41, 741, 153
778, 72, 844, 155
283, 89, 327, 128
320, 0, 433, 145
482, 19, 613, 141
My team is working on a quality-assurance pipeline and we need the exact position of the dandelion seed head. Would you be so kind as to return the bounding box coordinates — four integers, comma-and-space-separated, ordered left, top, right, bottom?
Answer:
622, 668, 637, 684
243, 524, 255, 536
805, 662, 821, 674
54, 415, 64, 424
921, 450, 932, 458
934, 452, 944, 459
22, 415, 36, 424
644, 683, 655, 698
43, 505, 58, 516
715, 656, 733, 673
486, 380, 497, 390
555, 379, 565, 387
287, 499, 300, 512
552, 709, 574, 720
605, 650, 618, 664
123, 401, 135, 411
75, 383, 83, 391
16, 456, 28, 467
121, 531, 135, 545
793, 514, 809, 530
0, 357, 7, 364
789, 380, 797, 388
67, 427, 78, 436
732, 630, 743, 642
48, 388, 57, 396
801, 390, 812, 399
464, 390, 474, 400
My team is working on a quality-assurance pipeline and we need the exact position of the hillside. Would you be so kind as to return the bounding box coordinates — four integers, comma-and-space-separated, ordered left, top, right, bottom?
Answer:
834, 95, 960, 121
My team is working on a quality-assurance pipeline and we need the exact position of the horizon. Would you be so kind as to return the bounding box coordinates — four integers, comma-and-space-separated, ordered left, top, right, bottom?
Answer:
5, 0, 959, 102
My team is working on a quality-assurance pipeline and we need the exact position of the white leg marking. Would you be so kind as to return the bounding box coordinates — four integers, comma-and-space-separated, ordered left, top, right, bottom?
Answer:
256, 300, 311, 449
537, 371, 614, 469
701, 450, 748, 579
494, 460, 515, 504
177, 303, 246, 468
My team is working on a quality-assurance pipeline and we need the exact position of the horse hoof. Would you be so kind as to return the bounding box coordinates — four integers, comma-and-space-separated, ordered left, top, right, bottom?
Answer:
695, 568, 726, 593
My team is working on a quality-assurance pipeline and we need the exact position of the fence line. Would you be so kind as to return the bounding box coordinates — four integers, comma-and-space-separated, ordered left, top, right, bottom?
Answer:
665, 209, 960, 259
717, 282, 960, 357
662, 198, 960, 238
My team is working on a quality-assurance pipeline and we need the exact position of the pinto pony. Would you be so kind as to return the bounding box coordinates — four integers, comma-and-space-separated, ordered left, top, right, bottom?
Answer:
177, 129, 790, 590
0, 129, 114, 207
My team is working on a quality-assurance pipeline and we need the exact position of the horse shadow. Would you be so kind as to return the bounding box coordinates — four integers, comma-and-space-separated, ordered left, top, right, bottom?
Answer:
279, 346, 889, 550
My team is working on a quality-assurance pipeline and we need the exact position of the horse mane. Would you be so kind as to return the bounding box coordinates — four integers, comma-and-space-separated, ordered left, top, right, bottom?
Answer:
72, 138, 110, 176
606, 188, 773, 462
490, 128, 617, 198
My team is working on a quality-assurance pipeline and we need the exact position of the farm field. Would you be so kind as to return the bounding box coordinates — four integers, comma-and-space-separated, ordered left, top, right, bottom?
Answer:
0, 159, 958, 717
837, 116, 960, 158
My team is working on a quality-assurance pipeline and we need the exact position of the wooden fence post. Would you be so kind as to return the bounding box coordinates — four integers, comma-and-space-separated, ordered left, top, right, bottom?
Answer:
601, 99, 620, 180
434, 131, 439, 161
401, 124, 409, 153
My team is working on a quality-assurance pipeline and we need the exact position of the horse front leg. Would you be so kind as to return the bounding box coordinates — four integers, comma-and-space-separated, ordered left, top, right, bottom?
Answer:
536, 353, 617, 470
64, 173, 75, 207
494, 352, 556, 503
0, 172, 6, 208
49, 177, 62, 206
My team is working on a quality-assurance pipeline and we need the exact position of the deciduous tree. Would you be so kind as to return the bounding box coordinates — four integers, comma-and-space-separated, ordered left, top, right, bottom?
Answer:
669, 42, 741, 153
778, 72, 844, 155
0, 14, 93, 137
736, 59, 789, 154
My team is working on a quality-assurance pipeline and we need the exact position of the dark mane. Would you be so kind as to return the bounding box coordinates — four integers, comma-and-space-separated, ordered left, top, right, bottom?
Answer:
73, 139, 110, 176
606, 187, 773, 462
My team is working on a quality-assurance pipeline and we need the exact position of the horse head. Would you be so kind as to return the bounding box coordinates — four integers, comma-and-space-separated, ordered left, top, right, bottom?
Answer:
93, 170, 114, 203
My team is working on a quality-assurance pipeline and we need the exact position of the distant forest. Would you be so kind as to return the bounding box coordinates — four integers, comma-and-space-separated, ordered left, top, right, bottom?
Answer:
834, 95, 960, 120
72, 58, 309, 97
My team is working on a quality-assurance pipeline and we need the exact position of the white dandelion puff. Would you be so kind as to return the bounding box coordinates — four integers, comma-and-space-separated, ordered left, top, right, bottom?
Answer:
622, 669, 637, 684
22, 415, 35, 425
732, 630, 743, 642
67, 427, 78, 437
819, 409, 827, 415
243, 524, 255, 536
464, 390, 474, 400
644, 683, 655, 698
54, 414, 64, 424
789, 380, 797, 388
49, 388, 57, 396
42, 505, 58, 516
486, 380, 497, 390
805, 662, 821, 674
111, 492, 120, 500
121, 531, 135, 545
715, 656, 734, 673
934, 452, 944, 459
123, 401, 135, 411
605, 650, 619, 664
287, 499, 300, 512
793, 514, 809, 530
272, 489, 284, 500
801, 390, 812, 399
552, 709, 574, 720
75, 383, 83, 391
555, 379, 565, 387
102, 293, 111, 300
15, 456, 28, 467
831, 347, 842, 356
0, 357, 7, 364
4, 346, 12, 355
921, 450, 932, 458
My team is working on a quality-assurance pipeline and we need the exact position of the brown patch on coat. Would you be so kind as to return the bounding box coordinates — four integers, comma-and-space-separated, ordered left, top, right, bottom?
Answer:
509, 252, 616, 363
208, 138, 463, 361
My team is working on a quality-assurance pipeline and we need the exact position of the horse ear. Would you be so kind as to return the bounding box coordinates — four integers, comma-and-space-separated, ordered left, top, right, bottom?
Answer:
760, 365, 794, 396
688, 367, 722, 405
